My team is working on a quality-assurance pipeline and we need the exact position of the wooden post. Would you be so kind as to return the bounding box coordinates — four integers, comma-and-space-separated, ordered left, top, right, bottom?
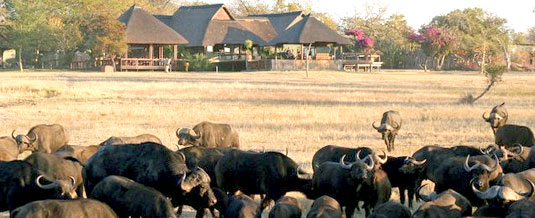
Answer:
158, 45, 164, 59
306, 43, 312, 78
148, 44, 153, 59
301, 44, 304, 60
274, 46, 278, 71
173, 45, 178, 60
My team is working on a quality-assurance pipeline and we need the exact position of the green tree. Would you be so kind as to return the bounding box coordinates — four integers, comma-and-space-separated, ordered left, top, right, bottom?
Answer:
429, 8, 509, 71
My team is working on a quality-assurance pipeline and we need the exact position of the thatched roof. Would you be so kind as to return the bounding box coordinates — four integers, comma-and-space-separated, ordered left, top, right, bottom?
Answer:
171, 4, 276, 47
249, 11, 304, 34
268, 14, 351, 45
118, 5, 188, 44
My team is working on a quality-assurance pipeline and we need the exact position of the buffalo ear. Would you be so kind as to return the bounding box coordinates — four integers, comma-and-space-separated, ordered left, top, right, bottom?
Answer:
63, 156, 85, 167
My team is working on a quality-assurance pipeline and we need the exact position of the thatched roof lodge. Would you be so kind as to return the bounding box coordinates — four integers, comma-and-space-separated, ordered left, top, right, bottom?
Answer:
117, 3, 352, 71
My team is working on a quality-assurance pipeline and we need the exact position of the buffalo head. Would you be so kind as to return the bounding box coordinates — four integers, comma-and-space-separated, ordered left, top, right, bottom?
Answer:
482, 102, 508, 130
176, 128, 201, 146
400, 156, 427, 174
35, 175, 77, 199
472, 178, 534, 203
12, 130, 38, 152
464, 154, 502, 190
179, 166, 217, 207
339, 151, 375, 182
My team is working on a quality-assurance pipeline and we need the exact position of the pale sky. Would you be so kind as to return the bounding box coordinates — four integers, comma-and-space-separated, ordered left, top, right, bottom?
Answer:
199, 0, 535, 33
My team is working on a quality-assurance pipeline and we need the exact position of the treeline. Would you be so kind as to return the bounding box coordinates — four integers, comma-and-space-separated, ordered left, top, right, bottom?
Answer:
0, 0, 534, 71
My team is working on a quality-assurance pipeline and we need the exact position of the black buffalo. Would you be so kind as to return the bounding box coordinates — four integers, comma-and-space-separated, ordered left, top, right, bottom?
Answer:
99, 134, 162, 146
381, 156, 422, 207
0, 160, 78, 211
483, 102, 508, 135
0, 136, 19, 161
90, 175, 176, 218
496, 144, 535, 173
12, 124, 69, 153
54, 144, 100, 163
312, 145, 387, 172
306, 196, 342, 218
179, 146, 232, 187
176, 121, 239, 148
372, 110, 401, 152
413, 185, 472, 218
223, 194, 259, 218
367, 201, 411, 218
215, 150, 312, 214
506, 199, 535, 218
495, 124, 535, 148
269, 196, 302, 218
83, 142, 217, 217
10, 199, 118, 218
359, 168, 391, 216
312, 153, 374, 218
24, 152, 84, 198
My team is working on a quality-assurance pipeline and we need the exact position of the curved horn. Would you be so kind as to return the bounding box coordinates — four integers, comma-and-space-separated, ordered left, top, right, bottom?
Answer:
11, 129, 16, 140
285, 147, 289, 156
464, 155, 479, 172
410, 158, 427, 166
482, 112, 490, 121
178, 152, 186, 162
480, 154, 500, 172
416, 184, 436, 202
364, 155, 374, 170
339, 155, 353, 169
28, 134, 38, 144
178, 173, 189, 192
512, 143, 524, 155
375, 150, 388, 164
296, 167, 313, 180
472, 178, 499, 200
372, 121, 381, 130
36, 175, 59, 189
176, 128, 181, 138
69, 176, 76, 187
355, 150, 362, 161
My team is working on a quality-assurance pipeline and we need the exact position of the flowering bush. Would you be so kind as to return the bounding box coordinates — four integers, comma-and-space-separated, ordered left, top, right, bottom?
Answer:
345, 29, 374, 53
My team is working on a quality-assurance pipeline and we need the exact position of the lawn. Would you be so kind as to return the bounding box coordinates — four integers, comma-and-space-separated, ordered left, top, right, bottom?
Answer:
1, 69, 534, 217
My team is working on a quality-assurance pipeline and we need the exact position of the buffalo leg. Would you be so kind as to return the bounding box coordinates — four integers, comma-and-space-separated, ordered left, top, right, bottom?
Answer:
195, 207, 207, 218
391, 135, 396, 151
384, 138, 390, 152
345, 205, 356, 218
399, 187, 406, 205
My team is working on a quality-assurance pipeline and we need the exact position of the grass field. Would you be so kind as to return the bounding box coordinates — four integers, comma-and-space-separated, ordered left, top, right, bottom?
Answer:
1, 69, 534, 217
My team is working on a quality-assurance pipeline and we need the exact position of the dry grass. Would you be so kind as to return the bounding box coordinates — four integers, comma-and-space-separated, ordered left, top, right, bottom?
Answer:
1, 69, 534, 217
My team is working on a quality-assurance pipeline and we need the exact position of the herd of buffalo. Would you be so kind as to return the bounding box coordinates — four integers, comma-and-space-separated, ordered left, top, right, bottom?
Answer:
1, 102, 535, 218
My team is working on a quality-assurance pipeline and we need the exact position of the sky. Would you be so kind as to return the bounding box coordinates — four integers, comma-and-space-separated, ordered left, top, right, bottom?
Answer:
199, 0, 535, 33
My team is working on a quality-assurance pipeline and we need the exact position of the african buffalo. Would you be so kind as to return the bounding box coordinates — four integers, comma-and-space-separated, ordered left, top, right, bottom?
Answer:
12, 124, 69, 153
495, 124, 535, 148
0, 160, 78, 211
176, 121, 239, 148
269, 196, 302, 218
372, 110, 401, 152
90, 175, 176, 218
312, 145, 387, 171
10, 199, 118, 218
24, 152, 84, 198
215, 150, 312, 214
99, 134, 162, 146
83, 142, 217, 217
312, 153, 375, 218
494, 144, 535, 173
413, 185, 472, 218
359, 168, 391, 216
224, 194, 259, 218
179, 146, 232, 187
306, 196, 342, 218
471, 177, 534, 217
367, 201, 411, 218
0, 136, 19, 161
506, 199, 535, 218
483, 102, 508, 135
381, 156, 421, 207
54, 144, 100, 163
499, 169, 535, 200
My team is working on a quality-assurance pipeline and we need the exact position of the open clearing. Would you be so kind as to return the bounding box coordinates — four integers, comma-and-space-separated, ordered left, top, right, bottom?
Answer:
1, 70, 534, 217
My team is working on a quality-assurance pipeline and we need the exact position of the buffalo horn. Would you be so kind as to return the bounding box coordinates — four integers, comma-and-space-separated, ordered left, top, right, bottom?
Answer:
36, 175, 59, 189
11, 129, 16, 140
296, 167, 313, 180
372, 121, 381, 130
512, 143, 524, 155
482, 112, 490, 122
375, 150, 388, 164
410, 158, 427, 165
27, 133, 38, 144
177, 152, 186, 162
480, 154, 500, 172
416, 184, 437, 202
472, 178, 499, 200
339, 155, 353, 169
178, 173, 190, 192
464, 155, 480, 172
364, 155, 374, 170
69, 176, 76, 187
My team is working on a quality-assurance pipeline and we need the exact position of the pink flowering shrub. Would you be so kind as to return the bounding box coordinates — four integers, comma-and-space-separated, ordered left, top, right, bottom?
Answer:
345, 29, 374, 53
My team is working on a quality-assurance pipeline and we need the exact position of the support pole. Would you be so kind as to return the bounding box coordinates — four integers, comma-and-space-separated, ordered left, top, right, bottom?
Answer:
148, 44, 154, 59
